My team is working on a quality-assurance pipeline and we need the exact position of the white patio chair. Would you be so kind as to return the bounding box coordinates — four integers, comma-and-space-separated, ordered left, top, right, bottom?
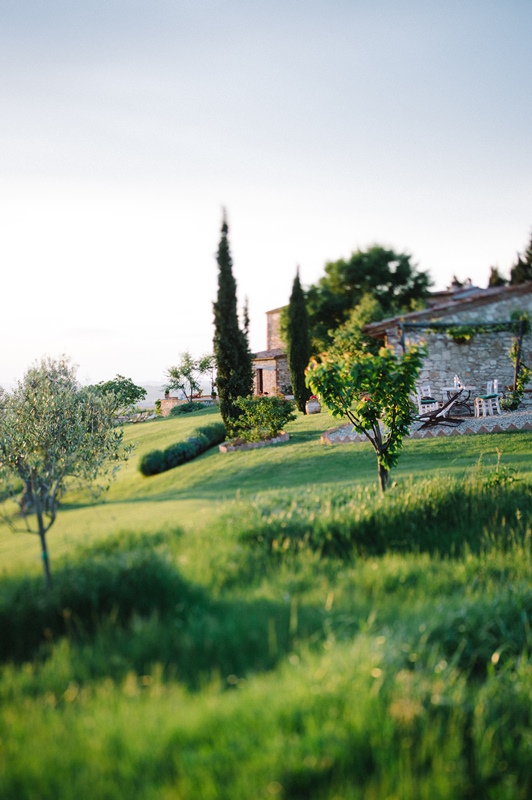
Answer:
414, 384, 441, 415
474, 380, 502, 417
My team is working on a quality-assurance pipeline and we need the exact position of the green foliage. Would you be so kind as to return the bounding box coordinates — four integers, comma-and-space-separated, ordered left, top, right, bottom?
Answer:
306, 245, 432, 351
329, 293, 385, 356
0, 357, 129, 588
231, 396, 296, 443
501, 312, 532, 410
488, 266, 508, 287
286, 269, 312, 411
138, 422, 226, 475
235, 469, 532, 560
92, 374, 147, 415
169, 400, 208, 415
307, 344, 424, 491
510, 252, 532, 285
165, 351, 213, 402
213, 215, 254, 430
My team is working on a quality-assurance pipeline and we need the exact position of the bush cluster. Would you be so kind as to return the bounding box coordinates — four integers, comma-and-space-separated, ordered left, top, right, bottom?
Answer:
231, 395, 296, 443
169, 401, 209, 416
138, 422, 226, 476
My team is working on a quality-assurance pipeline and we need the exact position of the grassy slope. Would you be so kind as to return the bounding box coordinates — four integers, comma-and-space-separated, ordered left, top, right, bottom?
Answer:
2, 405, 530, 579
1, 408, 532, 798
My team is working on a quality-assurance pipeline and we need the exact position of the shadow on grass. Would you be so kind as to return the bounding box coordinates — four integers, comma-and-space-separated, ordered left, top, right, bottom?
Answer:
0, 531, 337, 689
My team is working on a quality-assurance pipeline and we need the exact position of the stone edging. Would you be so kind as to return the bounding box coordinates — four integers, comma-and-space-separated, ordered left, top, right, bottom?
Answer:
322, 411, 532, 444
219, 432, 289, 453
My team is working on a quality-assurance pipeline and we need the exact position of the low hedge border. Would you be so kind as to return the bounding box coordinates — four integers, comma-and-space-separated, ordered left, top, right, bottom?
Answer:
139, 422, 227, 476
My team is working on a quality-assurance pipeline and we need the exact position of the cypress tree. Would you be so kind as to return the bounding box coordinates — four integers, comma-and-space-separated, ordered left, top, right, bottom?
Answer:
287, 268, 312, 413
510, 230, 532, 284
213, 214, 253, 431
510, 255, 532, 285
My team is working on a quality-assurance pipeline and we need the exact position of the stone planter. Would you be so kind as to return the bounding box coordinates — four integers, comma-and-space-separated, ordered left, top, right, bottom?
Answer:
305, 399, 321, 414
219, 432, 289, 453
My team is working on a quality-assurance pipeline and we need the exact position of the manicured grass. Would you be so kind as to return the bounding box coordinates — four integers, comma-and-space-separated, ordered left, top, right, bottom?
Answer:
1, 408, 531, 798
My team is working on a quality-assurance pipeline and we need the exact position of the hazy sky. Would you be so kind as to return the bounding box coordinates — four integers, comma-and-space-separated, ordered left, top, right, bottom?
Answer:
1, 0, 531, 386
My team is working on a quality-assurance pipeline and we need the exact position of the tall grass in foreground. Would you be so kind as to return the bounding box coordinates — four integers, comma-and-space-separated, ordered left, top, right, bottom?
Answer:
1, 463, 531, 798
229, 465, 532, 559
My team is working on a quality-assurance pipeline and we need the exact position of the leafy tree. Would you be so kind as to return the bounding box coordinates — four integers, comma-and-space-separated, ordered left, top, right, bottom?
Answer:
93, 374, 147, 415
213, 214, 253, 431
165, 352, 213, 402
329, 293, 385, 357
287, 268, 312, 412
306, 245, 432, 351
306, 344, 424, 492
0, 357, 129, 588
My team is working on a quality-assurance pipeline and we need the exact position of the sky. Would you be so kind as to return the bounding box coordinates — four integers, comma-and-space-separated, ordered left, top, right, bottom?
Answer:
1, 0, 531, 388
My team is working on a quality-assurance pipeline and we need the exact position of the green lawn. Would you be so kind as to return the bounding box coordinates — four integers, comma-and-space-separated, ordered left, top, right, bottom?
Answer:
1, 408, 531, 798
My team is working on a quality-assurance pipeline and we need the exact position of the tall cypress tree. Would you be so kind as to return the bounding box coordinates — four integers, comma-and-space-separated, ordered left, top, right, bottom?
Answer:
287, 268, 312, 413
213, 214, 253, 430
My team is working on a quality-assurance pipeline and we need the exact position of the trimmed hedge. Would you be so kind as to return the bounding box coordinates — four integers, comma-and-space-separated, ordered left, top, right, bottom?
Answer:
139, 422, 226, 476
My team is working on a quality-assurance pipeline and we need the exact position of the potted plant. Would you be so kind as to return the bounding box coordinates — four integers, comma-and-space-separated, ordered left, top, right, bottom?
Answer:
305, 394, 321, 414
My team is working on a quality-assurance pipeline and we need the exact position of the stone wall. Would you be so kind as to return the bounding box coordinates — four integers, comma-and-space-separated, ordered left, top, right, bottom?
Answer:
159, 396, 215, 417
266, 308, 285, 350
384, 291, 532, 406
253, 355, 291, 395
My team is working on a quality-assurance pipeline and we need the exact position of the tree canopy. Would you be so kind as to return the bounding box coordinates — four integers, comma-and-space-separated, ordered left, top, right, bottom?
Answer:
92, 374, 147, 415
306, 245, 432, 351
165, 352, 213, 401
0, 358, 129, 588
306, 343, 424, 492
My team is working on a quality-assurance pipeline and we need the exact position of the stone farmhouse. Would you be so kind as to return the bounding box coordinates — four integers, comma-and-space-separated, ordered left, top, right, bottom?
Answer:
364, 281, 532, 402
252, 282, 532, 404
252, 308, 291, 396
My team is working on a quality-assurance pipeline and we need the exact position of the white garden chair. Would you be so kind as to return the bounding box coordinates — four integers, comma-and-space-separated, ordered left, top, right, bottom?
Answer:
474, 380, 502, 417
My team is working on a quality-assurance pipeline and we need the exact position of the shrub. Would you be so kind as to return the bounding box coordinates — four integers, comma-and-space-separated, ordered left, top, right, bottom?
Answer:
138, 423, 227, 476
169, 401, 207, 416
138, 449, 166, 476
231, 395, 296, 443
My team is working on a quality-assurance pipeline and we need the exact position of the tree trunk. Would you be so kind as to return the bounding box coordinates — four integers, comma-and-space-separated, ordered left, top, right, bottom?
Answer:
36, 506, 52, 590
378, 462, 389, 493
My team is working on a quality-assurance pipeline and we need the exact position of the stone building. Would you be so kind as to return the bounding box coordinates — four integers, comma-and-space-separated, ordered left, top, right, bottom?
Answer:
252, 307, 291, 396
364, 282, 532, 402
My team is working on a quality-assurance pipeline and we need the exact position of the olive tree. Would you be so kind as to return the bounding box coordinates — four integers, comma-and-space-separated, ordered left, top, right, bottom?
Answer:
0, 357, 130, 588
306, 345, 424, 492
165, 352, 213, 402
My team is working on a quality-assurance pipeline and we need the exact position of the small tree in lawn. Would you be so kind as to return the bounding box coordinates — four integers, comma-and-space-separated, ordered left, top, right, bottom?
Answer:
92, 374, 147, 415
306, 344, 424, 492
0, 357, 130, 589
213, 213, 253, 431
165, 352, 213, 402
287, 268, 312, 412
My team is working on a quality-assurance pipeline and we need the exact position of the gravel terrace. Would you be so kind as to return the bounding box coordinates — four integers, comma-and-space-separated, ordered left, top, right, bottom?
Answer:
322, 409, 532, 444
